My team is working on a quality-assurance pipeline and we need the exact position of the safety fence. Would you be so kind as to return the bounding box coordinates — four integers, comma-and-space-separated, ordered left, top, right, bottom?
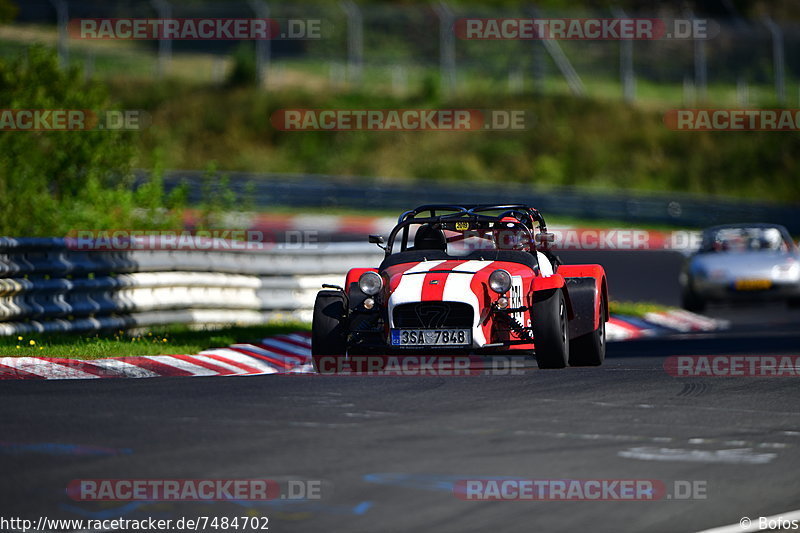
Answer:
0, 237, 381, 335
12, 1, 800, 106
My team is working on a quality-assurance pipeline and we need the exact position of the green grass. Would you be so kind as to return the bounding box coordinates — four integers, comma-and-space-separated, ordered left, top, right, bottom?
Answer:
0, 303, 676, 360
3, 40, 799, 239
119, 82, 800, 204
609, 300, 672, 317
0, 323, 310, 360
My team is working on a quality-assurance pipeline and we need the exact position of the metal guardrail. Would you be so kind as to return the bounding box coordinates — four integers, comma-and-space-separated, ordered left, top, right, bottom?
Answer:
0, 237, 382, 335
158, 171, 800, 235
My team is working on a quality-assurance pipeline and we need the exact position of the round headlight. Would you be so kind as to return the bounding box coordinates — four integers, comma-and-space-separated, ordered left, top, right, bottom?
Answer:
358, 271, 383, 295
489, 269, 512, 294
773, 262, 800, 280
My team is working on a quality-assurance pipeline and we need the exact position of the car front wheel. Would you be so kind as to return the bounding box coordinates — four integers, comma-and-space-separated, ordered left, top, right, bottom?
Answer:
532, 289, 569, 369
311, 290, 348, 373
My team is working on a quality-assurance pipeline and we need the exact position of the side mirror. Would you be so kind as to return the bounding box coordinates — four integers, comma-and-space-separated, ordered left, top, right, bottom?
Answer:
369, 234, 387, 250
535, 232, 555, 243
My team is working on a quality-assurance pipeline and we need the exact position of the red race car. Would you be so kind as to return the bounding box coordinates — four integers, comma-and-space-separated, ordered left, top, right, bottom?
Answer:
312, 204, 608, 371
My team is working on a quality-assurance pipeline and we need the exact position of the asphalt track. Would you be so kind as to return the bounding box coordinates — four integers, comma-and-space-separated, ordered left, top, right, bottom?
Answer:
1, 251, 799, 533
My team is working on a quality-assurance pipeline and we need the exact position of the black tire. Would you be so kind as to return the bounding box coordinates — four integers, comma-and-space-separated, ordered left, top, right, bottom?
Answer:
788, 298, 800, 309
311, 290, 348, 373
681, 283, 706, 312
532, 289, 569, 369
569, 297, 606, 367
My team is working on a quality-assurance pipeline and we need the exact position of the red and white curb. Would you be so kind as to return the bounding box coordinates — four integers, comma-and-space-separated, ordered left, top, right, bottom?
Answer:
606, 310, 729, 341
0, 333, 314, 380
0, 313, 727, 380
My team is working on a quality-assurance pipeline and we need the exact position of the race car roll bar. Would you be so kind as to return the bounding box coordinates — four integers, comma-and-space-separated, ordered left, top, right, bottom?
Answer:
385, 204, 552, 257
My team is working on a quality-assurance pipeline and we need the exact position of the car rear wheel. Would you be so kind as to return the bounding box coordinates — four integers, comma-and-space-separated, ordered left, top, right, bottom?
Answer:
569, 297, 606, 367
311, 290, 348, 373
533, 290, 569, 369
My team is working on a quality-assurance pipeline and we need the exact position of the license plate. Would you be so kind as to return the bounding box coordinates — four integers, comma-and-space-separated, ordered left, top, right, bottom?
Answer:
734, 279, 772, 291
391, 329, 471, 346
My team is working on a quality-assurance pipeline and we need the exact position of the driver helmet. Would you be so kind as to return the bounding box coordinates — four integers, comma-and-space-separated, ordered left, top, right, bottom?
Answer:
494, 216, 532, 251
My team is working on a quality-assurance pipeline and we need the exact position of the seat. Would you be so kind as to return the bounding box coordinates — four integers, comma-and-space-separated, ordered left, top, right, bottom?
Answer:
413, 225, 447, 251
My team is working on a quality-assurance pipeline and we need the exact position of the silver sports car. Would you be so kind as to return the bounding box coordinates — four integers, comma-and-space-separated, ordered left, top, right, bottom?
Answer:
680, 223, 800, 311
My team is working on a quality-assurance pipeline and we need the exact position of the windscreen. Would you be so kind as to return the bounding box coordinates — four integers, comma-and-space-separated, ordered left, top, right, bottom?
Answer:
404, 220, 534, 257
707, 227, 789, 253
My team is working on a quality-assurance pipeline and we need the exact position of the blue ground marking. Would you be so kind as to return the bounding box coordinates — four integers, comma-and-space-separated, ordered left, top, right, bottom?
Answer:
365, 474, 659, 499
59, 502, 151, 519
231, 499, 373, 516
0, 442, 133, 456
363, 473, 516, 493
60, 499, 373, 519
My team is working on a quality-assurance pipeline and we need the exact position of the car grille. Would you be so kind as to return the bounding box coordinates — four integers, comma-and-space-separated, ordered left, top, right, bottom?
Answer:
392, 302, 474, 329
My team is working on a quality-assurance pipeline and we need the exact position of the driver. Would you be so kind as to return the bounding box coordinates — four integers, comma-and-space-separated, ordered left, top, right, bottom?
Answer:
762, 228, 785, 251
493, 216, 533, 252
492, 214, 557, 276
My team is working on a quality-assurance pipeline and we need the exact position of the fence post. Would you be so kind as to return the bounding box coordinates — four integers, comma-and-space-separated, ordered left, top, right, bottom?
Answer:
737, 77, 749, 106
49, 0, 69, 68
686, 11, 707, 103
433, 2, 456, 98
84, 49, 95, 80
526, 5, 545, 94
694, 41, 707, 103
392, 65, 408, 95
612, 7, 635, 103
683, 75, 695, 105
249, 0, 271, 87
528, 3, 585, 97
150, 0, 172, 79
508, 68, 523, 93
762, 16, 785, 105
341, 0, 363, 86
531, 38, 545, 94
